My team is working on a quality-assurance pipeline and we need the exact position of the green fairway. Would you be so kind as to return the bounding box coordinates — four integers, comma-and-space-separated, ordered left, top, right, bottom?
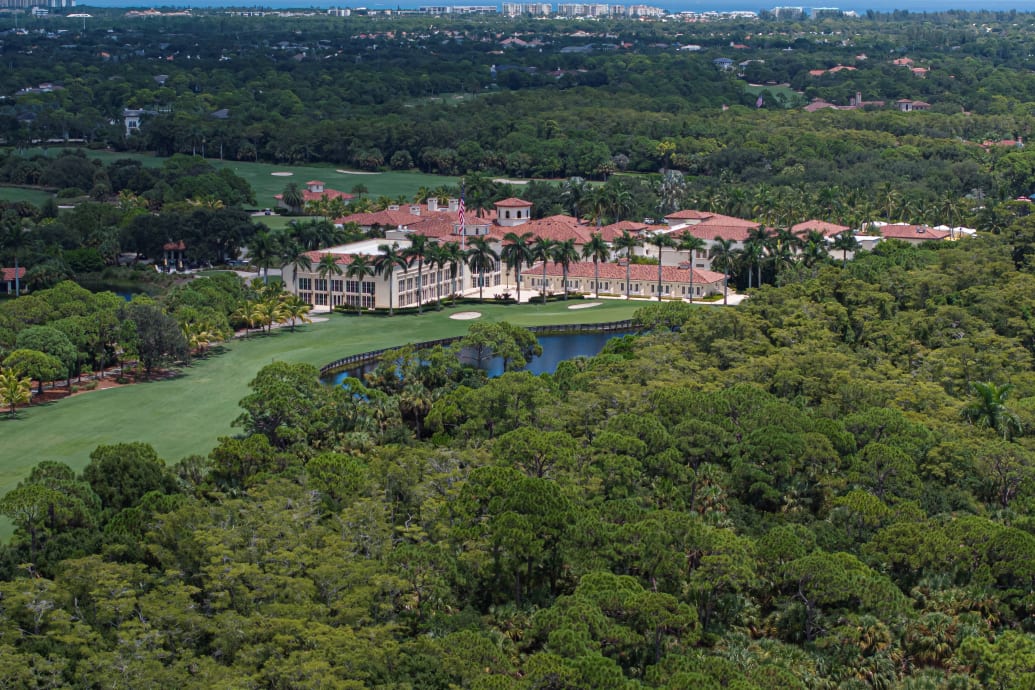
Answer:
9, 147, 459, 208
0, 185, 52, 206
0, 299, 644, 537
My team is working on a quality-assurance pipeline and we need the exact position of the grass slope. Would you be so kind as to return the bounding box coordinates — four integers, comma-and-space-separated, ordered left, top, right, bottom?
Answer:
0, 300, 643, 537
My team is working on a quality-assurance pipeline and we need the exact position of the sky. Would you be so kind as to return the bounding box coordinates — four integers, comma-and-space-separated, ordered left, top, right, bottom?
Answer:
73, 1, 1035, 11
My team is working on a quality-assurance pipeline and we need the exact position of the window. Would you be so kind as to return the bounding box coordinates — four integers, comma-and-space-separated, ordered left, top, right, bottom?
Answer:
298, 278, 312, 291
362, 281, 375, 295
315, 279, 327, 292
346, 280, 359, 293
505, 210, 511, 219
331, 279, 343, 293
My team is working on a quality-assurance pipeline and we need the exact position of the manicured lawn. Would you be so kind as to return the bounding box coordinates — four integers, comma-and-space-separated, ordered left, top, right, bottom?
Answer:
0, 299, 644, 537
0, 185, 52, 206
12, 147, 459, 207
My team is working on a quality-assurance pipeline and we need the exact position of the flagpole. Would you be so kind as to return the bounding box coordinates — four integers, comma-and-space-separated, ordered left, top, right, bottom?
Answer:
459, 180, 466, 298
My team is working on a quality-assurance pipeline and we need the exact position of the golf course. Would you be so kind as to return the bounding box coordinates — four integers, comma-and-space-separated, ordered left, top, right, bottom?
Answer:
0, 299, 644, 537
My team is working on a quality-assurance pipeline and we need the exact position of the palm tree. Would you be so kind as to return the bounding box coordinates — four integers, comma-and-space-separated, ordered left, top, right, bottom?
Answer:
767, 226, 800, 284
744, 225, 770, 288
465, 236, 499, 301
800, 229, 829, 268
375, 243, 408, 316
281, 183, 305, 214
344, 254, 376, 314
316, 253, 343, 311
251, 299, 284, 335
423, 242, 445, 309
605, 182, 634, 223
0, 217, 31, 297
0, 369, 31, 416
501, 231, 535, 302
581, 232, 610, 298
280, 238, 312, 292
677, 234, 708, 301
962, 382, 1022, 440
711, 237, 737, 306
554, 239, 580, 300
561, 176, 589, 219
532, 237, 558, 304
439, 241, 464, 304
831, 231, 861, 268
248, 230, 281, 284
403, 234, 431, 315
613, 230, 641, 300
647, 232, 676, 301
232, 302, 259, 337
280, 295, 313, 332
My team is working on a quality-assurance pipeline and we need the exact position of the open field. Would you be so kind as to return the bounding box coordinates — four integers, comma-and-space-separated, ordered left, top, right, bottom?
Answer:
6, 147, 460, 207
0, 299, 644, 538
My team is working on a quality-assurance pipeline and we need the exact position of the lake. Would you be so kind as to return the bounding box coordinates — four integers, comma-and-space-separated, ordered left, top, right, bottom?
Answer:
324, 330, 629, 386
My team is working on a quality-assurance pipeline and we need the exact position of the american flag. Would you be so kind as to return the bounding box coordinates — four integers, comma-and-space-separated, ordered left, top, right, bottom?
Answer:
458, 188, 466, 233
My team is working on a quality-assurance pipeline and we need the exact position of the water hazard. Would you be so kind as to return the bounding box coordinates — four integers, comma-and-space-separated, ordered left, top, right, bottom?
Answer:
324, 330, 631, 386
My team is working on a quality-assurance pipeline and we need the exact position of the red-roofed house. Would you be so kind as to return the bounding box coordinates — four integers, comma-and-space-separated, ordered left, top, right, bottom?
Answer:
896, 99, 931, 112
868, 223, 950, 244
2, 267, 26, 295
656, 210, 765, 271
275, 180, 354, 211
792, 219, 851, 239
521, 260, 725, 300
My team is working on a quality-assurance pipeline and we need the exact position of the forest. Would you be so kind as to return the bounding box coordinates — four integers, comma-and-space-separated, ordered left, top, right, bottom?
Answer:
4, 10, 1035, 199
3, 224, 1035, 687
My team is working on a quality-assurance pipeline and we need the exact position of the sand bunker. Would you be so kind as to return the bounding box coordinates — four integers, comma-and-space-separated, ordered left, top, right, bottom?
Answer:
449, 311, 482, 320
493, 178, 529, 185
336, 169, 380, 175
569, 302, 602, 309
271, 171, 293, 177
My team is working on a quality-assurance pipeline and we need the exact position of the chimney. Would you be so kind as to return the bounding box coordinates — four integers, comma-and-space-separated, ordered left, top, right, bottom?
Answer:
388, 204, 400, 211
448, 198, 459, 212
427, 197, 439, 212
410, 205, 421, 216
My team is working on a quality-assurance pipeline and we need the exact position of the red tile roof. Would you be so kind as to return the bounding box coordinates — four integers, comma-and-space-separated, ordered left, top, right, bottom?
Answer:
874, 224, 949, 241
337, 209, 429, 227
277, 188, 354, 203
792, 219, 851, 238
677, 224, 759, 243
664, 209, 714, 221
494, 197, 532, 207
521, 260, 725, 285
599, 220, 650, 241
519, 215, 594, 243
163, 240, 186, 251
2, 267, 25, 282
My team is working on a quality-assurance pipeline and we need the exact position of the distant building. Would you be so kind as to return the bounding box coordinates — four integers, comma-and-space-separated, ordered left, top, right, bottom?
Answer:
501, 2, 551, 15
771, 6, 804, 19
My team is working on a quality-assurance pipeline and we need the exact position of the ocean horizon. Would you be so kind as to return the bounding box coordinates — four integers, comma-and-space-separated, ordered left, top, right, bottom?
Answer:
71, 0, 1035, 13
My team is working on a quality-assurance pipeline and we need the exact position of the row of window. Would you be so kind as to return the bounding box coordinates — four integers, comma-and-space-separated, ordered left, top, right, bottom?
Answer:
523, 278, 706, 296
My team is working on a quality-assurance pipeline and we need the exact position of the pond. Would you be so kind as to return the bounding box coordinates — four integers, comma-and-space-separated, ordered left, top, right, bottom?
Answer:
324, 330, 631, 386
